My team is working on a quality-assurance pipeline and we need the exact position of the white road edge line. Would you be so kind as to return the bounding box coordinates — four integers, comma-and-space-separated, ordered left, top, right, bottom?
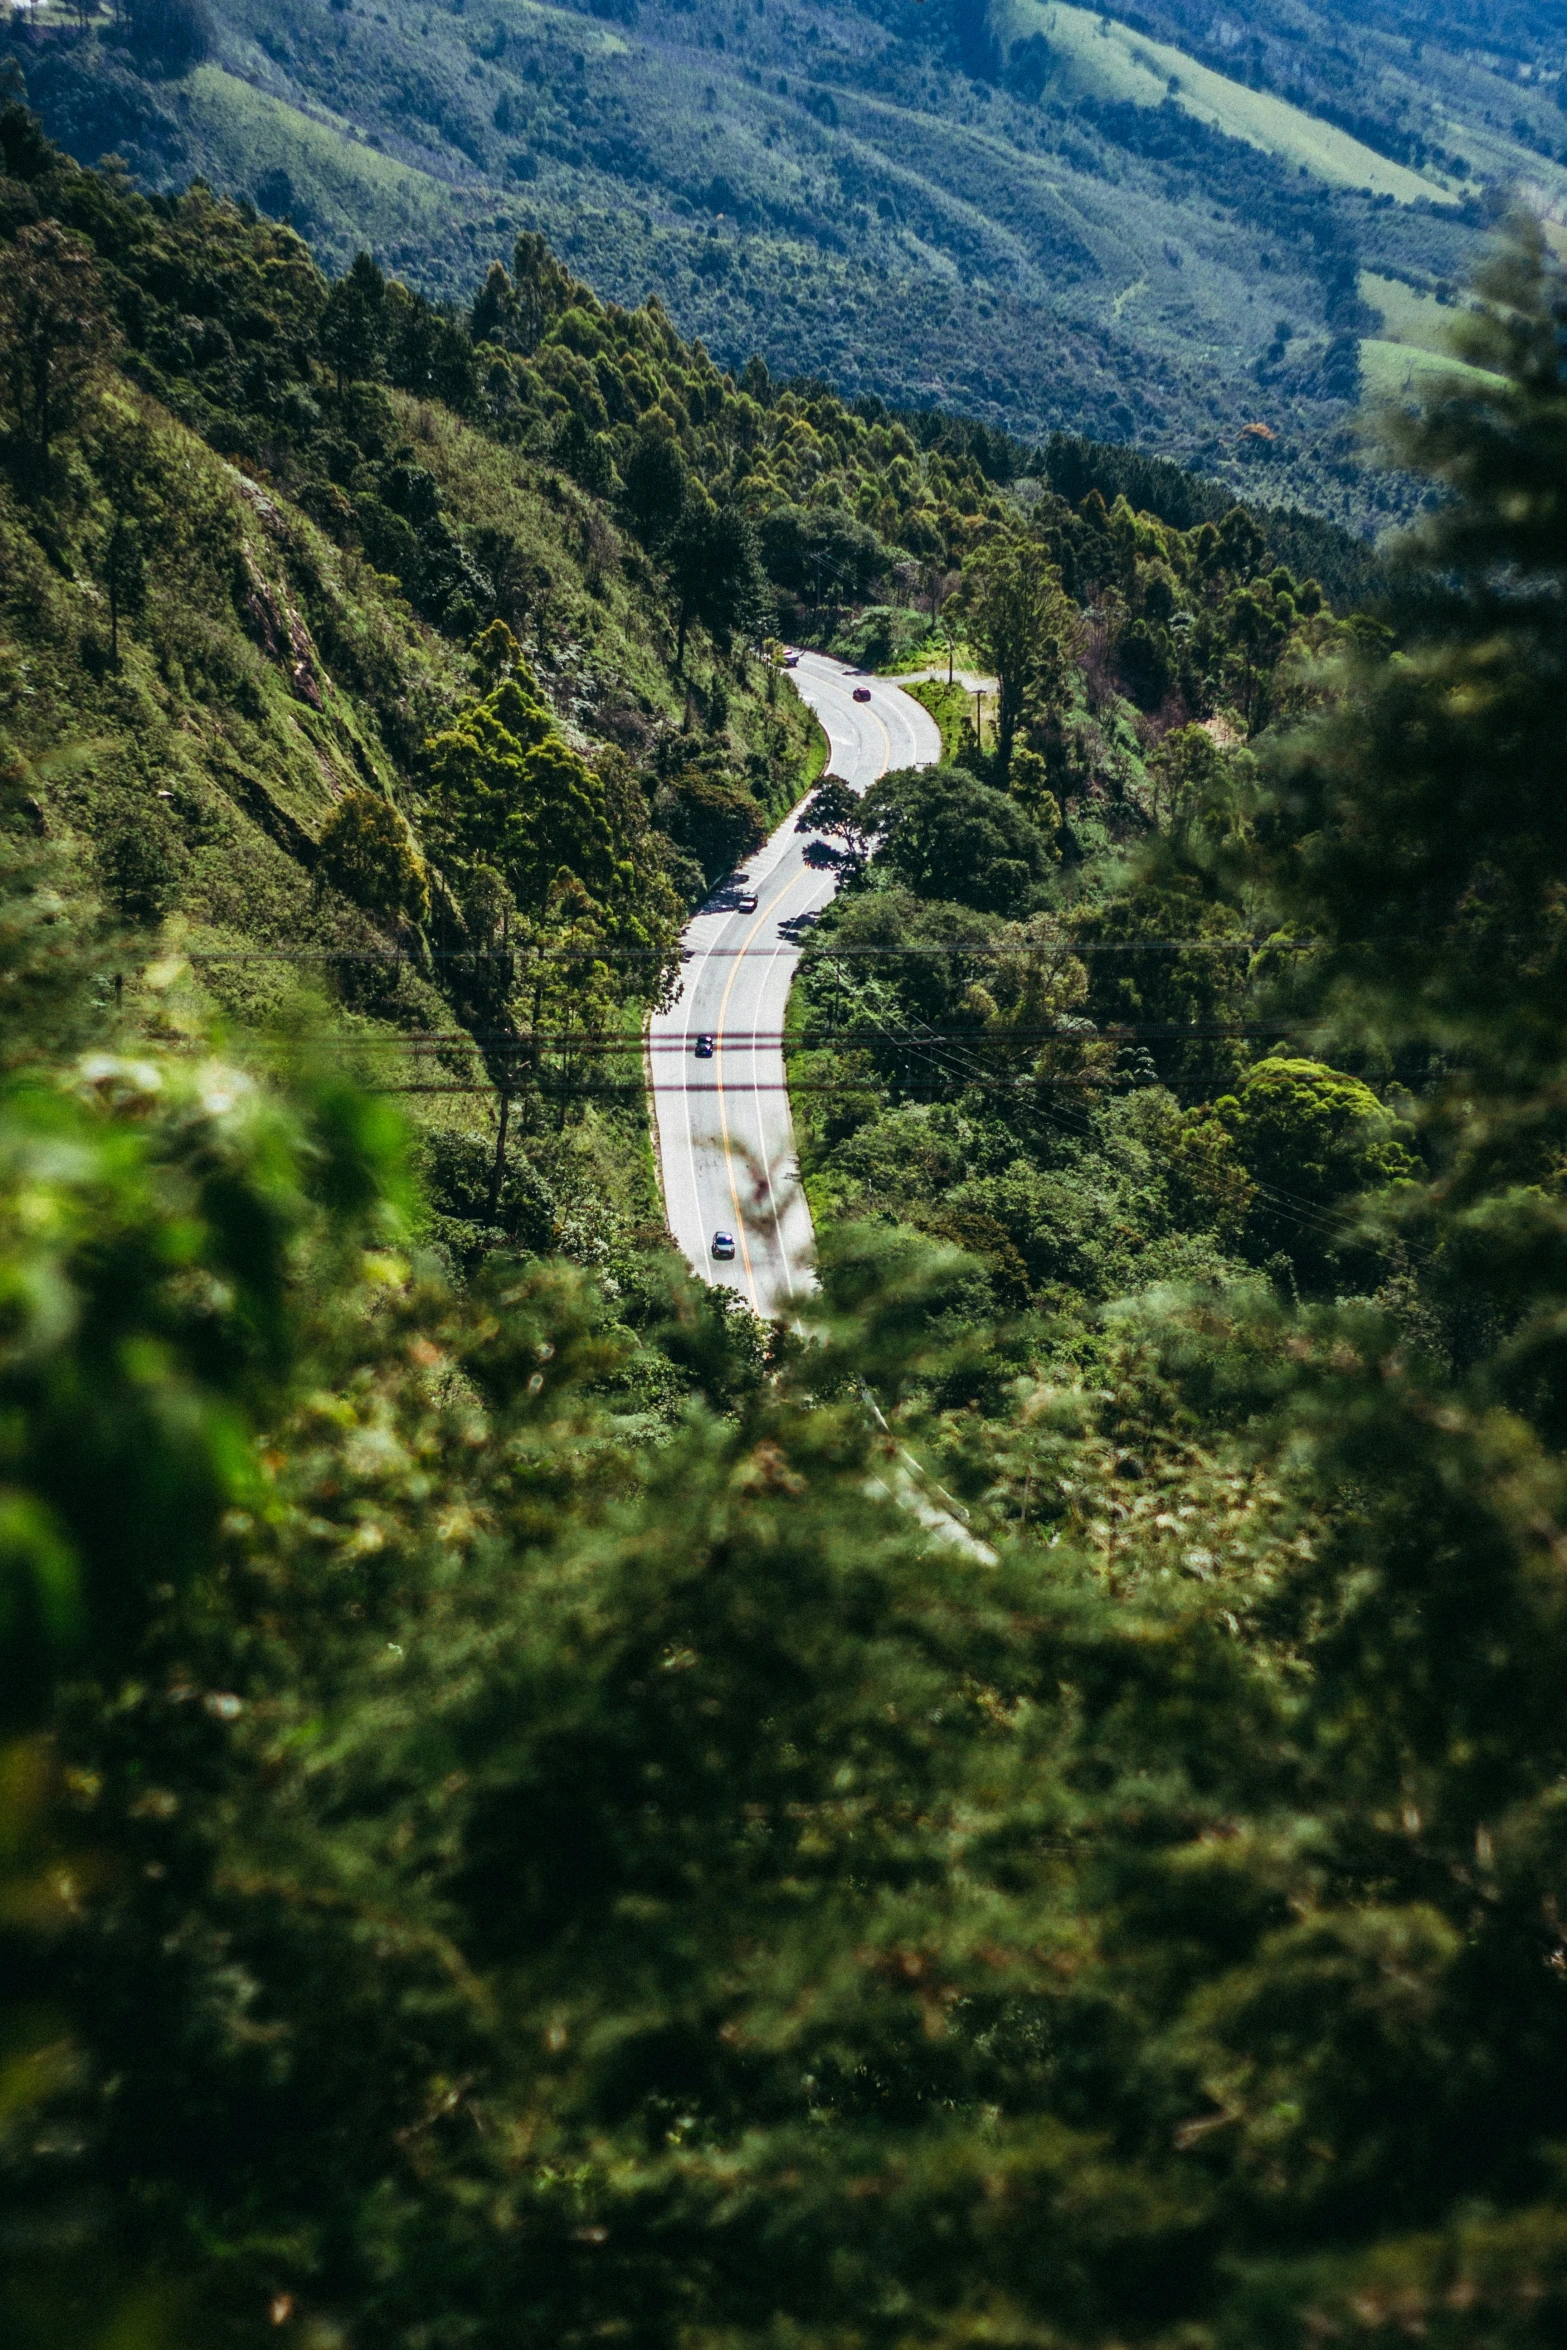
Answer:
650, 653, 940, 1315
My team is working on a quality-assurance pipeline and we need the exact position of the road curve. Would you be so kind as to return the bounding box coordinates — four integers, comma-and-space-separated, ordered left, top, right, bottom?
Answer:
649, 651, 942, 1318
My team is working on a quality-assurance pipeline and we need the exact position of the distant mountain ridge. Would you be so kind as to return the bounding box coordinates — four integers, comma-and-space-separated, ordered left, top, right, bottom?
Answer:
5, 0, 1562, 528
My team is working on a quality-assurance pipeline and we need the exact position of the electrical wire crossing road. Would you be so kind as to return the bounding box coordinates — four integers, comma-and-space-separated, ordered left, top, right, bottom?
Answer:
649, 650, 942, 1318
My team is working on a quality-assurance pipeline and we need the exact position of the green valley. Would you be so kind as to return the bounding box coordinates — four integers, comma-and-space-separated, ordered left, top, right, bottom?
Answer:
8, 0, 1567, 523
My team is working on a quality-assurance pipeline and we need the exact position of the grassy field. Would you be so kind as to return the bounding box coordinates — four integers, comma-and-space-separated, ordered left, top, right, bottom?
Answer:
181, 67, 454, 254
1355, 272, 1508, 401
486, 0, 631, 65
1359, 272, 1475, 358
996, 0, 1453, 205
1359, 337, 1503, 402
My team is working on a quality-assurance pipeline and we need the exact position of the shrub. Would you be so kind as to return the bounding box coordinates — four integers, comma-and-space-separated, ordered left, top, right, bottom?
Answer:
316, 789, 430, 927
655, 770, 767, 886
1214, 1055, 1416, 1289
864, 762, 1054, 914
830, 603, 931, 671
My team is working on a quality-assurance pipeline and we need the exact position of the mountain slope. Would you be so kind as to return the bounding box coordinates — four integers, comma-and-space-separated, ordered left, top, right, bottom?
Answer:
7, 0, 1555, 523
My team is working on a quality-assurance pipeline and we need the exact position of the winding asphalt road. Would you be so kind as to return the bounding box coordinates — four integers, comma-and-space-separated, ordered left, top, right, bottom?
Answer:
649, 651, 941, 1318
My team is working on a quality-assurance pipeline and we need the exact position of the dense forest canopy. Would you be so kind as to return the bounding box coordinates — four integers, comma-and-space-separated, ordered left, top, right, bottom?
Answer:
8, 81, 1567, 2350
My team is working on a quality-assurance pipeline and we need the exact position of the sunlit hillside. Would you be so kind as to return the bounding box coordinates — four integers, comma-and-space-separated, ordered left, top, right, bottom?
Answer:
12, 0, 1563, 524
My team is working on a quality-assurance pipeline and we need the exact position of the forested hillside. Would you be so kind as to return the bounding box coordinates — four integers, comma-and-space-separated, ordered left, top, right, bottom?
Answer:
10, 81, 1567, 2350
7, 0, 1565, 522
0, 70, 1372, 1174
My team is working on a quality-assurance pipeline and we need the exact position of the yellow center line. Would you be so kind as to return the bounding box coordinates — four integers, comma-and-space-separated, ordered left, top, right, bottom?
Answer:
699, 667, 905, 1313
714, 857, 820, 1314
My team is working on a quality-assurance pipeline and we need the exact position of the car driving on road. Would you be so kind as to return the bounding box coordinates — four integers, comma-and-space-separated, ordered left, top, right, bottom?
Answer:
736, 892, 758, 912
693, 1033, 715, 1058
852, 686, 872, 702
711, 1230, 736, 1260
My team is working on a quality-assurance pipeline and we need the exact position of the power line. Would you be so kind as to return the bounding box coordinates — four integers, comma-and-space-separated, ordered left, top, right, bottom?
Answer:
368, 1074, 1262, 1097
833, 991, 1396, 1255
178, 938, 1275, 963
260, 1023, 1307, 1049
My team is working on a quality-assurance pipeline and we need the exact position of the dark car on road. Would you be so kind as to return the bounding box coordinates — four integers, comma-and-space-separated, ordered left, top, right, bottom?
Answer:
711, 1230, 737, 1260
852, 686, 872, 703
694, 1034, 715, 1058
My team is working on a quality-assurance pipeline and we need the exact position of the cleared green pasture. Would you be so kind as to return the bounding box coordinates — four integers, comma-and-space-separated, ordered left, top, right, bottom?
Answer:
1360, 271, 1483, 361
480, 0, 630, 59
996, 0, 1455, 207
181, 66, 451, 244
1359, 337, 1503, 402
